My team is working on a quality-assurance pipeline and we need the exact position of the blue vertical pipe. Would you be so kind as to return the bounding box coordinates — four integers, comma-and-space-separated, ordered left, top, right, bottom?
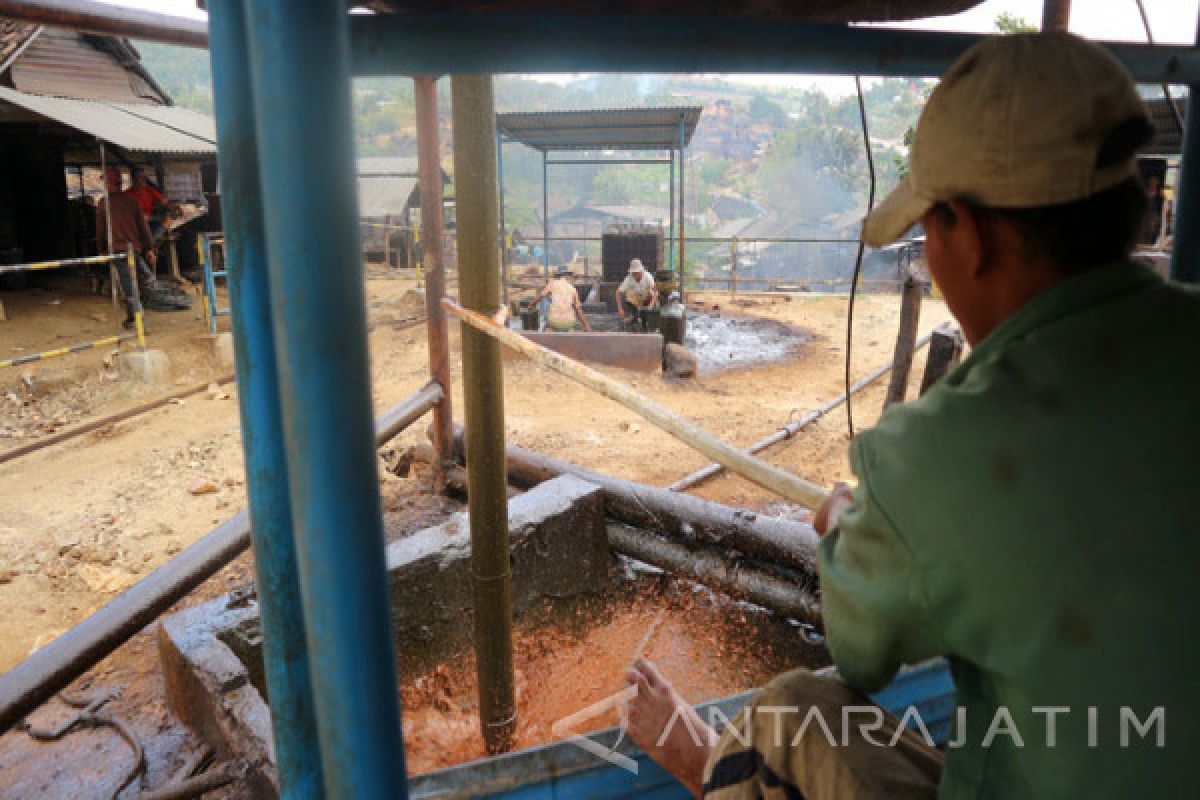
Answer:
1171, 17, 1200, 284
497, 130, 508, 302
241, 2, 408, 797
542, 150, 550, 278
668, 148, 675, 272
205, 4, 323, 797
1172, 98, 1200, 282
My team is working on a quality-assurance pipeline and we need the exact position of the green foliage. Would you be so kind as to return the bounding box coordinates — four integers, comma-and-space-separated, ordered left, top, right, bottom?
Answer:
995, 12, 1038, 34
129, 42, 929, 236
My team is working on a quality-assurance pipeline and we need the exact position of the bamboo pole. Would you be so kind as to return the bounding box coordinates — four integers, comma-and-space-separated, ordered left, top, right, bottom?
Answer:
443, 299, 830, 510
451, 74, 516, 755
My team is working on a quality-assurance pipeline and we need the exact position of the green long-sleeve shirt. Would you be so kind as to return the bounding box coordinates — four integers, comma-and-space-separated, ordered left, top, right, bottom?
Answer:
818, 260, 1199, 798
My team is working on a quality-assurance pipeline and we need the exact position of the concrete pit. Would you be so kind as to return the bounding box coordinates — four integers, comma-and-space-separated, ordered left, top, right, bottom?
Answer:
158, 476, 829, 794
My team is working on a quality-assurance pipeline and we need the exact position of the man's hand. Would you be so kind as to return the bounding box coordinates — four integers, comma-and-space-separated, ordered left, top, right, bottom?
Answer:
144, 250, 157, 267
814, 482, 855, 537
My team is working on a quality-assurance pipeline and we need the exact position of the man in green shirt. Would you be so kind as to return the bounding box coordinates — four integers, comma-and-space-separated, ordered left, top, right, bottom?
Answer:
623, 32, 1197, 798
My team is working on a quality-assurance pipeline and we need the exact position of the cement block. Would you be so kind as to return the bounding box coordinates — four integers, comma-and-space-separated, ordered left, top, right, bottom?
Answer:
503, 331, 664, 372
116, 349, 170, 385
212, 332, 235, 368
385, 474, 610, 676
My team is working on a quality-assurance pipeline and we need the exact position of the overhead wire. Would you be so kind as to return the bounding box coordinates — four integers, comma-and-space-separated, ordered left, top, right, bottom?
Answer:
846, 75, 877, 439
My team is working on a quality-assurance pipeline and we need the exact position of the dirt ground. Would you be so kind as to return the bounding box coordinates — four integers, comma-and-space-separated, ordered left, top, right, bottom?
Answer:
0, 265, 949, 797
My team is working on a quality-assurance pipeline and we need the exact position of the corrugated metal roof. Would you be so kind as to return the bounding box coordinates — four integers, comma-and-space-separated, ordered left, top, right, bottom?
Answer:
1143, 96, 1187, 156
0, 20, 38, 70
0, 86, 216, 154
358, 174, 418, 217
110, 102, 218, 143
358, 156, 419, 176
496, 106, 702, 152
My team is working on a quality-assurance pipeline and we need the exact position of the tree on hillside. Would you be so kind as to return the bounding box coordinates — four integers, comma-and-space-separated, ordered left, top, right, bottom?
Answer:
996, 12, 1038, 34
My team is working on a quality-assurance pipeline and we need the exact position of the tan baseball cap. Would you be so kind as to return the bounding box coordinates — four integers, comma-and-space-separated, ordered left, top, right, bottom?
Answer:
864, 32, 1151, 247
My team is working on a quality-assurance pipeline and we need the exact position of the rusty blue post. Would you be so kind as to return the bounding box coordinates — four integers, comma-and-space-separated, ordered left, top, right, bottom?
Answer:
242, 1, 408, 796
205, 2, 322, 796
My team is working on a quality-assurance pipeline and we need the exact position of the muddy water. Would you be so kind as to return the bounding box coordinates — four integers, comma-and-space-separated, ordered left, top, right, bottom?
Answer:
685, 313, 808, 374
399, 587, 829, 776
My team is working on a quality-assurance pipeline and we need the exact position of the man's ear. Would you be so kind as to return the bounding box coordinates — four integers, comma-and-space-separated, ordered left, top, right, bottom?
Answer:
944, 199, 988, 278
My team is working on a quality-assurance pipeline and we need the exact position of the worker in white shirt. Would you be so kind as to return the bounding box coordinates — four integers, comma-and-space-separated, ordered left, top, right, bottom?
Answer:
616, 258, 658, 331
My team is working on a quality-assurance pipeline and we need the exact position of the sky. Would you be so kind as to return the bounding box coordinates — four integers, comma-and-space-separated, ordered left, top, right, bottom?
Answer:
98, 0, 1199, 95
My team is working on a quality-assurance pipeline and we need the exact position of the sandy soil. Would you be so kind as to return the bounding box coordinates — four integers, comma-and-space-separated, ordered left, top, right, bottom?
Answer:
0, 266, 949, 797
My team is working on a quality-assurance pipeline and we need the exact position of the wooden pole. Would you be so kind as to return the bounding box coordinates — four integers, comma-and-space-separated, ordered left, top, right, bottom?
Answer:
882, 271, 922, 410
451, 74, 516, 755
415, 74, 454, 494
443, 299, 830, 510
1042, 0, 1071, 32
919, 323, 964, 395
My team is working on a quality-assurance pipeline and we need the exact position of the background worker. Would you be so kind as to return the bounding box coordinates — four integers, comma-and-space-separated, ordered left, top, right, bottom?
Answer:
96, 166, 155, 330
537, 266, 591, 332
623, 32, 1196, 799
616, 258, 658, 330
127, 166, 180, 241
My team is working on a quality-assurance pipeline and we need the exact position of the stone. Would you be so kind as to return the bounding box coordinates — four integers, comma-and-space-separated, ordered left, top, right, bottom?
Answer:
116, 350, 171, 386
189, 479, 218, 496
211, 332, 235, 369
664, 342, 699, 378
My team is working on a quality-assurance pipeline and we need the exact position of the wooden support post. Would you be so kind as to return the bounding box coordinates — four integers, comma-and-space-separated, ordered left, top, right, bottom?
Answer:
416, 75, 454, 494
1042, 0, 1071, 32
882, 271, 922, 410
451, 74, 516, 755
919, 323, 964, 395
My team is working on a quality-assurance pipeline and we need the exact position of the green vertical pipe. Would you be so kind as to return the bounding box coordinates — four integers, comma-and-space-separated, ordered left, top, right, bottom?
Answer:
451, 74, 517, 755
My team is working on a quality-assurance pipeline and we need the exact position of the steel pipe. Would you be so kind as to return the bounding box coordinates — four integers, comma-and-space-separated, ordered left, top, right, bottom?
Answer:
450, 428, 819, 575
349, 14, 1200, 85
242, 1, 407, 793
415, 75, 456, 491
452, 74, 518, 756
0, 386, 443, 736
0, 0, 208, 47
205, 2, 322, 795
606, 524, 821, 625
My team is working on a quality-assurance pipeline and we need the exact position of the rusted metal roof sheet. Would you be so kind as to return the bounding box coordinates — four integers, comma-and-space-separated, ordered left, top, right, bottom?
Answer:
497, 106, 702, 151
7, 26, 161, 103
0, 19, 38, 70
0, 86, 216, 154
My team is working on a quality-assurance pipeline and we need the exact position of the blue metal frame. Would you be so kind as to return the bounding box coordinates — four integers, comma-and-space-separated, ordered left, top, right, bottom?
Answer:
205, 3, 322, 796
348, 14, 1200, 84
240, 1, 407, 797
199, 3, 1200, 797
199, 233, 231, 334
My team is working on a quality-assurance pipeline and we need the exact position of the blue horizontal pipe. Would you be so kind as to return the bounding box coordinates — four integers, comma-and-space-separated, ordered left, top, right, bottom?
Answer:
349, 14, 1200, 84
243, 0, 408, 797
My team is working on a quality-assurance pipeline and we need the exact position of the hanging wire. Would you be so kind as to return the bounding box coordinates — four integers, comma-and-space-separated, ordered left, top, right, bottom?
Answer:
1135, 0, 1185, 134
845, 75, 878, 439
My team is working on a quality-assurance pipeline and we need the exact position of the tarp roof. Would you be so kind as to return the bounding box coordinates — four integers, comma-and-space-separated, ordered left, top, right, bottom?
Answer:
0, 86, 215, 154
496, 106, 702, 152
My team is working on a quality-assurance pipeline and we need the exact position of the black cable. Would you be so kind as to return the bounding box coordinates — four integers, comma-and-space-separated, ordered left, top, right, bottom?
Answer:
846, 75, 877, 439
